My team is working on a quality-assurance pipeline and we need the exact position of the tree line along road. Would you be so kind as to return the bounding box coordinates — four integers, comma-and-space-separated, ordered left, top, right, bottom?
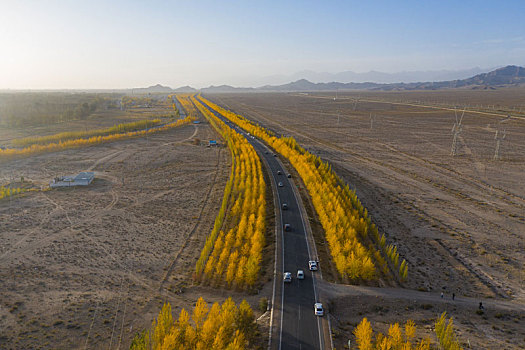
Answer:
197, 96, 331, 350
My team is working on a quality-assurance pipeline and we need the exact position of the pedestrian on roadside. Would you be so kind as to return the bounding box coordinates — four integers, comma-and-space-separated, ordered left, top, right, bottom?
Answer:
452, 293, 455, 300
440, 292, 444, 299
479, 301, 484, 310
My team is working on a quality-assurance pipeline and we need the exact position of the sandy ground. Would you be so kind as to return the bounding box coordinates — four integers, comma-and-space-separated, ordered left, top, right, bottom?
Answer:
207, 90, 525, 348
0, 120, 249, 349
321, 282, 525, 349
1, 89, 523, 349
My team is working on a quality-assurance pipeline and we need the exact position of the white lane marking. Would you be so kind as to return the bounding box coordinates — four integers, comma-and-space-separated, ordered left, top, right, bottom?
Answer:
260, 144, 285, 350
246, 140, 281, 350
207, 107, 281, 350
327, 314, 335, 350
261, 140, 280, 350
317, 316, 323, 350
212, 106, 316, 349
279, 157, 324, 350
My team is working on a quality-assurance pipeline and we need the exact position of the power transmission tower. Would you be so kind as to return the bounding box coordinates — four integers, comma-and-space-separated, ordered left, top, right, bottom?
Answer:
451, 107, 465, 156
493, 129, 506, 160
494, 115, 511, 160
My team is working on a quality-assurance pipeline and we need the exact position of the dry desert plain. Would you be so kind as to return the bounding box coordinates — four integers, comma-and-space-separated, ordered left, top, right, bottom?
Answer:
208, 89, 525, 349
0, 89, 524, 349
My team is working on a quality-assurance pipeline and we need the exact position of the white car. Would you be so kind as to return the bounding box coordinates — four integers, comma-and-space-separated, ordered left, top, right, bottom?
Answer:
314, 303, 324, 316
278, 182, 283, 187
297, 270, 304, 280
283, 272, 292, 283
309, 260, 318, 271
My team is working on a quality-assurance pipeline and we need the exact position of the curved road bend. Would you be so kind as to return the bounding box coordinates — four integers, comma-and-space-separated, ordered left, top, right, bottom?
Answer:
197, 97, 326, 350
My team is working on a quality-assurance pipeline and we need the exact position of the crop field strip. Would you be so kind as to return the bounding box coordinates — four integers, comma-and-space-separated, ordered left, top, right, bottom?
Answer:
198, 95, 408, 284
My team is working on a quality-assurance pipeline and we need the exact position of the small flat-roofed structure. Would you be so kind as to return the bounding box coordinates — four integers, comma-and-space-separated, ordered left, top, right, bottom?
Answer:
50, 172, 95, 188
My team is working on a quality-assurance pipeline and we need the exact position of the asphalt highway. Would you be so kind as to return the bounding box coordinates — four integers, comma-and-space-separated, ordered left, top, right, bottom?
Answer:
197, 97, 325, 350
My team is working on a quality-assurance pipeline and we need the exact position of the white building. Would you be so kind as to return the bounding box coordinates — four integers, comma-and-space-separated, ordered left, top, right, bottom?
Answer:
50, 172, 95, 188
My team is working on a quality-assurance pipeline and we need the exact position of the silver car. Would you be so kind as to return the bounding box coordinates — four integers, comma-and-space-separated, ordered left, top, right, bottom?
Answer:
284, 272, 292, 283
314, 303, 324, 316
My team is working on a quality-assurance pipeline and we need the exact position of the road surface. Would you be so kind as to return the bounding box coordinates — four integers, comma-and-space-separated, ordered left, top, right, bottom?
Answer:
197, 97, 327, 350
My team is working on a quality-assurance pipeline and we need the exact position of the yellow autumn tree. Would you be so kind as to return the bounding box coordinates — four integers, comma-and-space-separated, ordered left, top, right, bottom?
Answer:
354, 317, 373, 350
435, 312, 463, 350
353, 315, 463, 350
192, 96, 266, 290
13, 119, 164, 146
131, 297, 256, 350
198, 95, 408, 283
1, 116, 195, 162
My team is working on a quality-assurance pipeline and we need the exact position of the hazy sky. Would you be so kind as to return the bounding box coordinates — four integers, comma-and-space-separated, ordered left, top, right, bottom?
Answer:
1, 0, 524, 89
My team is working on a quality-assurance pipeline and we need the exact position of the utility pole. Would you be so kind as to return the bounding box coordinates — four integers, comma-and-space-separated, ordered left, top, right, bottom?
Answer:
451, 107, 465, 156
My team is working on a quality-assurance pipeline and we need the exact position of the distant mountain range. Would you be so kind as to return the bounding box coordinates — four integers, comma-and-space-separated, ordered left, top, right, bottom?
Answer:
136, 65, 525, 93
252, 67, 491, 85
132, 84, 196, 93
